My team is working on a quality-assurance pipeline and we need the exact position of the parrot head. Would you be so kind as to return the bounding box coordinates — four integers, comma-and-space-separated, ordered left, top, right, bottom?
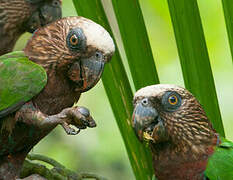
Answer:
25, 0, 62, 33
132, 84, 216, 151
24, 16, 115, 92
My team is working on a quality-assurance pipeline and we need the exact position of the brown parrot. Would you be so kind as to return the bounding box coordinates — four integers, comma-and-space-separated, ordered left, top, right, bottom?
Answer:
133, 84, 233, 180
0, 0, 62, 56
0, 16, 115, 179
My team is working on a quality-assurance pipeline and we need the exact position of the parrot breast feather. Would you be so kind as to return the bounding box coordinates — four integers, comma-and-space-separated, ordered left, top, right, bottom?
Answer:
0, 51, 47, 118
205, 137, 233, 179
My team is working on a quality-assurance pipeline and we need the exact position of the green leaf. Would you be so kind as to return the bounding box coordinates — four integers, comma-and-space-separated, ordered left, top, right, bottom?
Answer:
167, 0, 225, 136
72, 0, 153, 179
205, 137, 233, 179
222, 0, 233, 63
111, 0, 159, 90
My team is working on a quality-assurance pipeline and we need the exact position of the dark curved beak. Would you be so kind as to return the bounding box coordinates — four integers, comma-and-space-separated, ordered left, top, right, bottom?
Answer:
68, 58, 105, 92
133, 103, 169, 143
80, 59, 105, 92
132, 103, 159, 141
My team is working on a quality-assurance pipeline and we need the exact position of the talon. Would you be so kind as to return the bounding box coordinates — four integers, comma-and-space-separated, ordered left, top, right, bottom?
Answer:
61, 122, 80, 135
68, 128, 80, 135
76, 124, 87, 129
61, 107, 96, 132
88, 117, 97, 128
80, 117, 89, 127
67, 127, 80, 135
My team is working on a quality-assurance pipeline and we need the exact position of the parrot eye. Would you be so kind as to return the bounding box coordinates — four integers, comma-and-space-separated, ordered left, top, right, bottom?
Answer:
168, 95, 178, 105
70, 34, 79, 46
162, 91, 181, 112
95, 51, 104, 61
66, 28, 86, 52
52, 0, 60, 7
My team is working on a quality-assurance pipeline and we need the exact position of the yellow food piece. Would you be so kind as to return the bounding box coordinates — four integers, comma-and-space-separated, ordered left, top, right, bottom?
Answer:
143, 132, 153, 141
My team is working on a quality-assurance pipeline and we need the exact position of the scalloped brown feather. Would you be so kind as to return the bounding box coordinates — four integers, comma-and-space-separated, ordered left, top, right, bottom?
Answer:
0, 0, 62, 55
134, 84, 219, 180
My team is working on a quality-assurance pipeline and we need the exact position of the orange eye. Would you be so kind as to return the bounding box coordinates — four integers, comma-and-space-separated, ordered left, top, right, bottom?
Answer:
168, 95, 178, 105
69, 34, 78, 46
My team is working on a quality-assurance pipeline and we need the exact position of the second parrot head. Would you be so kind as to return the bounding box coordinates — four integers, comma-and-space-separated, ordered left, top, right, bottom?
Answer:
132, 84, 216, 147
24, 16, 115, 92
25, 0, 62, 33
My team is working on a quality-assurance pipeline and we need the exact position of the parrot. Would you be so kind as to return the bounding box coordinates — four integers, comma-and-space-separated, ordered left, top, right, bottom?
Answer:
0, 16, 115, 179
132, 84, 233, 180
0, 0, 62, 56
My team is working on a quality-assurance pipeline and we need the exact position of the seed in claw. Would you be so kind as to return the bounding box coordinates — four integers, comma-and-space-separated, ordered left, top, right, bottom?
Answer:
78, 107, 90, 117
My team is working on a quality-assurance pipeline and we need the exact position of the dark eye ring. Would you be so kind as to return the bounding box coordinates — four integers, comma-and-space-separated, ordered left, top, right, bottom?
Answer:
142, 98, 149, 106
95, 52, 104, 60
96, 52, 100, 58
162, 91, 181, 112
52, 0, 60, 7
66, 28, 86, 52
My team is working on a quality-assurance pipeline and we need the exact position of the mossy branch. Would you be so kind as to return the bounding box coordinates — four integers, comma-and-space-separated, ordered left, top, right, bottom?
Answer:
20, 153, 107, 180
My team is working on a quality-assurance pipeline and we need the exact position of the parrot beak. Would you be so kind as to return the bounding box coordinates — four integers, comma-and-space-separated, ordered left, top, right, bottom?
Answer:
80, 58, 105, 92
133, 103, 159, 141
68, 58, 105, 92
133, 102, 168, 143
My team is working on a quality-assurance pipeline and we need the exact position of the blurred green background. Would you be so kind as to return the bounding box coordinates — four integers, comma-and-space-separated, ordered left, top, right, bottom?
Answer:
14, 0, 233, 179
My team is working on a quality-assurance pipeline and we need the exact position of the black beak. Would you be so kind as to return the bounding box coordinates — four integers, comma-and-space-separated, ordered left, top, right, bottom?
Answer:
132, 102, 159, 141
80, 59, 105, 92
133, 100, 169, 143
68, 58, 105, 92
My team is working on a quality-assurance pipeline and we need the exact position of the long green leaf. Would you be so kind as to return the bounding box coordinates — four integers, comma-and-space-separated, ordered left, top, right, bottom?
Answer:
72, 0, 153, 179
111, 0, 159, 90
167, 0, 225, 136
222, 0, 233, 63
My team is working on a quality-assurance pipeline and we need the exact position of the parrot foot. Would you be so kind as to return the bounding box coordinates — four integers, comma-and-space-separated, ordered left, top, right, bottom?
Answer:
61, 122, 80, 135
60, 106, 96, 135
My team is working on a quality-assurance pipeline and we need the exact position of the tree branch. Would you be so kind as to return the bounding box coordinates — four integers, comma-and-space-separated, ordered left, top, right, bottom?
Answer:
20, 154, 107, 180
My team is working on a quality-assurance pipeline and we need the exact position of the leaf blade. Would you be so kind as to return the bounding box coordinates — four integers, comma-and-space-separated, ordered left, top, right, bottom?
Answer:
222, 0, 233, 63
167, 0, 225, 136
111, 0, 160, 90
72, 0, 154, 179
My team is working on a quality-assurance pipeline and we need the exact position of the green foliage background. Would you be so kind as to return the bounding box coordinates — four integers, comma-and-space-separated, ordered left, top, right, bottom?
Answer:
14, 0, 233, 179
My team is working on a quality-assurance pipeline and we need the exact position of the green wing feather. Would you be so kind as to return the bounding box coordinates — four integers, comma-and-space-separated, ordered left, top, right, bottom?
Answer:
0, 51, 47, 118
205, 137, 233, 179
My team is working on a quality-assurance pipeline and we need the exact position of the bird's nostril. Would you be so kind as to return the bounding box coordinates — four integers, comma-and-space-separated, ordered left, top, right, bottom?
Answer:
142, 98, 149, 106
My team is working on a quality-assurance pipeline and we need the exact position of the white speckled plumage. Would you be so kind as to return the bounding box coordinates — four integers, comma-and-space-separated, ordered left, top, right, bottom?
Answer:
24, 16, 115, 67
78, 17, 115, 58
134, 84, 189, 99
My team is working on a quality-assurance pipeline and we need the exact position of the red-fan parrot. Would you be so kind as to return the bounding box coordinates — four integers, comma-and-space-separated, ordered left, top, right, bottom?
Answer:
0, 0, 62, 55
0, 16, 115, 179
132, 84, 233, 180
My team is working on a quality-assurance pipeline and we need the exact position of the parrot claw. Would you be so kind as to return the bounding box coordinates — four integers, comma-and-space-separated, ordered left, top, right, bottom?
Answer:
59, 106, 96, 135
61, 122, 80, 135
76, 106, 97, 128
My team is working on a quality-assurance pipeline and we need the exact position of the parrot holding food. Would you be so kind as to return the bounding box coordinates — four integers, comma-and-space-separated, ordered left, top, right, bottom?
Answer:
0, 16, 115, 179
0, 0, 62, 55
133, 84, 233, 180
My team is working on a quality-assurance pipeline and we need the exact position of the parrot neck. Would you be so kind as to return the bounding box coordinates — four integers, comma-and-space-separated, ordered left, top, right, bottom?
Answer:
150, 133, 220, 180
33, 68, 81, 115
